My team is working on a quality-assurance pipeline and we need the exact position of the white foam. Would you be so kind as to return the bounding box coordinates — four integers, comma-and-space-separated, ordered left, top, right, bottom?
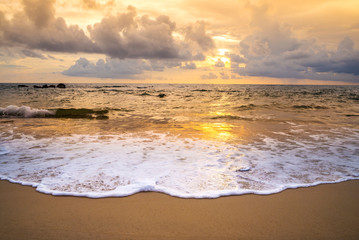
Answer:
0, 130, 358, 198
0, 105, 54, 118
0, 146, 9, 155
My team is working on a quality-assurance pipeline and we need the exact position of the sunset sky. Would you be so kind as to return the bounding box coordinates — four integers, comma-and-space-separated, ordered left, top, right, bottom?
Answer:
0, 0, 358, 84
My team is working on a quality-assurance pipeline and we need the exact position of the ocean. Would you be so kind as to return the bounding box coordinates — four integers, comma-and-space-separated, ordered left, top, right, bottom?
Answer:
0, 83, 358, 198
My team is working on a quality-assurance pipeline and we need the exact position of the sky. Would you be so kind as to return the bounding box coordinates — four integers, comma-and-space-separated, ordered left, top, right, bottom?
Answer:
0, 0, 358, 84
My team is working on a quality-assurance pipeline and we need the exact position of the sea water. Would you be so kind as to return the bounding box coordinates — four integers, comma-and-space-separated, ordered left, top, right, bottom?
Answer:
0, 83, 358, 198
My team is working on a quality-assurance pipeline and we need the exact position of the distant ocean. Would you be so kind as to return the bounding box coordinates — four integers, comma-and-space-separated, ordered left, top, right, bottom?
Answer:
0, 83, 358, 198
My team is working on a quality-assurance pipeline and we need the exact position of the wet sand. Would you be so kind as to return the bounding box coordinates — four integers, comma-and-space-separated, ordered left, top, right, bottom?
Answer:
0, 180, 358, 240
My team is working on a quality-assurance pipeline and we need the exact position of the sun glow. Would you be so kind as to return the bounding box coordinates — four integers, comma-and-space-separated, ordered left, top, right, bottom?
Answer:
218, 48, 229, 55
195, 122, 234, 142
219, 57, 230, 63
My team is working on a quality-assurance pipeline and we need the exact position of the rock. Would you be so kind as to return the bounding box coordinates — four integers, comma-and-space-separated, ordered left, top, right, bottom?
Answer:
48, 85, 56, 88
158, 93, 166, 98
42, 84, 49, 88
17, 84, 28, 88
140, 92, 150, 96
95, 115, 109, 120
57, 83, 66, 88
34, 85, 42, 88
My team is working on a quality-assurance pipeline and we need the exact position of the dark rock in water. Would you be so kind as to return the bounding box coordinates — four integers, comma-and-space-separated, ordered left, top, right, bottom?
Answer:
192, 89, 211, 92
57, 83, 66, 88
158, 93, 166, 98
95, 115, 109, 120
55, 108, 108, 119
140, 92, 150, 96
18, 84, 28, 88
34, 84, 59, 89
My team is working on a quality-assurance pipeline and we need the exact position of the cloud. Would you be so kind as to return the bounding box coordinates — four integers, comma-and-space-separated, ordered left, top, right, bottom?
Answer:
219, 71, 229, 79
0, 64, 26, 69
21, 49, 47, 59
214, 58, 225, 67
0, 3, 99, 53
62, 57, 184, 79
230, 3, 359, 82
201, 72, 218, 80
82, 0, 101, 9
63, 58, 150, 78
22, 0, 55, 28
0, 3, 215, 61
88, 6, 180, 59
181, 62, 197, 69
183, 21, 214, 52
303, 37, 359, 76
82, 0, 115, 10
63, 56, 199, 79
0, 47, 49, 60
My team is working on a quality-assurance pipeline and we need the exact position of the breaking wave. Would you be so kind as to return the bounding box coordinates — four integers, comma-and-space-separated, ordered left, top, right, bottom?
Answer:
0, 105, 54, 118
0, 105, 109, 119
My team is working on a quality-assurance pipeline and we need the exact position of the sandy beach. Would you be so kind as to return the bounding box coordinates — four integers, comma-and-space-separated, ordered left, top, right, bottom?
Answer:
0, 180, 358, 240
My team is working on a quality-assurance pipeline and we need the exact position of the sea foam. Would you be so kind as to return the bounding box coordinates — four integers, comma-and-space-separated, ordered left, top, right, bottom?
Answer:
0, 105, 54, 118
0, 130, 358, 198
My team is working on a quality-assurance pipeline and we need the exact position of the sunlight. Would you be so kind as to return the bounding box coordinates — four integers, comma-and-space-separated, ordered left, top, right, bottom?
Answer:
218, 48, 229, 55
195, 122, 234, 142
219, 57, 230, 64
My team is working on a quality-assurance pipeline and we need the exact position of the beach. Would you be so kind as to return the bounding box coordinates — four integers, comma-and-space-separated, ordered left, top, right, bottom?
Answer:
1, 180, 358, 240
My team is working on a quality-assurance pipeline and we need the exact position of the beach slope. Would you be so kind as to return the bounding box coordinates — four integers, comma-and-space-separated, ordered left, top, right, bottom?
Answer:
0, 180, 358, 240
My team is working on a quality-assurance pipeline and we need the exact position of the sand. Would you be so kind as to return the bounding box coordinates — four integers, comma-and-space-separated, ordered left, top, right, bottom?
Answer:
0, 180, 358, 240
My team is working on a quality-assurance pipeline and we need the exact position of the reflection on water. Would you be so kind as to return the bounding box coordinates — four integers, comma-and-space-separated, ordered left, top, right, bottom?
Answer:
1, 83, 358, 142
195, 122, 234, 141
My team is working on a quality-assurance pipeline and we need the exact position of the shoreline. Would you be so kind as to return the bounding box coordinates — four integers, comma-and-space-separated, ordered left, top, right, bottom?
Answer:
1, 180, 358, 240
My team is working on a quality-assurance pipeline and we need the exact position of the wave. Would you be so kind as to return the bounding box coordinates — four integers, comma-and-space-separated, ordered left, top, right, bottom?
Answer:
210, 115, 254, 121
0, 130, 358, 198
0, 105, 54, 118
234, 104, 256, 111
292, 105, 329, 110
0, 105, 109, 119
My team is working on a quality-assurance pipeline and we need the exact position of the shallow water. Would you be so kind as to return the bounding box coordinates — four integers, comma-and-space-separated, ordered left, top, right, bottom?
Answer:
0, 83, 358, 198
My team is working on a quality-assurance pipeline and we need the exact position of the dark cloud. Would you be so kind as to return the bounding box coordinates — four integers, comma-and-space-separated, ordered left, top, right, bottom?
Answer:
1, 1, 94, 52
303, 37, 359, 76
231, 4, 359, 82
0, 3, 214, 61
88, 7, 180, 59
